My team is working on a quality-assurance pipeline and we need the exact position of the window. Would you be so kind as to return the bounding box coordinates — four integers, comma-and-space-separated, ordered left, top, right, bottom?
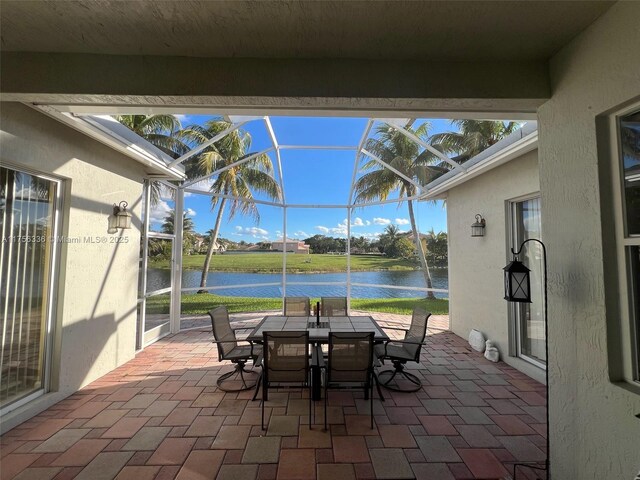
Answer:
508, 195, 545, 367
618, 110, 640, 381
0, 166, 60, 411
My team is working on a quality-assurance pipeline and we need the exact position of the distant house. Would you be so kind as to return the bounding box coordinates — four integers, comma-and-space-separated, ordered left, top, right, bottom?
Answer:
271, 237, 310, 254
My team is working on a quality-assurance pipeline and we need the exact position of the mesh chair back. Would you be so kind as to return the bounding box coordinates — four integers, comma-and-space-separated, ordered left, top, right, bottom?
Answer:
403, 307, 431, 360
284, 297, 311, 316
264, 331, 310, 383
327, 332, 374, 384
209, 306, 237, 362
321, 297, 347, 316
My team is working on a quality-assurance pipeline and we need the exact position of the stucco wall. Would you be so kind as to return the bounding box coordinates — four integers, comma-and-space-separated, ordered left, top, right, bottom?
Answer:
537, 2, 640, 479
0, 102, 145, 431
447, 150, 543, 383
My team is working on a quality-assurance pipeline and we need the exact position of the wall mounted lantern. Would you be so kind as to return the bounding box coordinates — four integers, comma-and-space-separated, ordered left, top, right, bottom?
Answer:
471, 214, 486, 237
504, 238, 549, 479
113, 201, 132, 229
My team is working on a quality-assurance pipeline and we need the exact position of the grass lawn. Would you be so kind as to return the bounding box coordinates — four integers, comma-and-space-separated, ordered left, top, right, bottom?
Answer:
146, 293, 448, 316
149, 253, 417, 273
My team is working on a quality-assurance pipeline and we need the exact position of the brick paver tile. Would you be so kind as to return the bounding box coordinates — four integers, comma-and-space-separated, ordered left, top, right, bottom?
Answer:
277, 449, 316, 480
454, 406, 493, 424
242, 436, 281, 464
83, 409, 128, 428
75, 451, 133, 480
51, 439, 110, 466
106, 388, 142, 402
147, 437, 197, 465
369, 449, 414, 479
175, 450, 225, 479
20, 420, 73, 441
122, 426, 171, 451
417, 415, 457, 435
266, 416, 299, 436
490, 415, 536, 435
497, 436, 546, 461
102, 417, 148, 438
317, 463, 356, 480
415, 436, 461, 463
184, 415, 224, 437
344, 416, 377, 435
384, 407, 420, 425
411, 462, 455, 480
1, 453, 42, 479
298, 427, 332, 448
11, 466, 61, 480
211, 425, 251, 450
332, 436, 369, 463
66, 402, 110, 419
161, 407, 201, 426
217, 464, 259, 480
455, 425, 501, 448
33, 429, 90, 453
171, 387, 204, 401
377, 425, 417, 448
114, 465, 161, 480
457, 448, 509, 478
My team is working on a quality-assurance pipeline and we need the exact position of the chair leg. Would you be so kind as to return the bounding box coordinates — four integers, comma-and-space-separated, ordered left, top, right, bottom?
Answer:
324, 374, 328, 431
252, 371, 262, 401
370, 380, 374, 429
373, 373, 385, 402
308, 382, 312, 429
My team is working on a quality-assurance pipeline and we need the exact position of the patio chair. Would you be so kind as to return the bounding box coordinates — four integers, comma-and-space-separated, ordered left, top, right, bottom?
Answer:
375, 307, 431, 392
321, 296, 347, 316
320, 332, 381, 430
260, 331, 312, 430
209, 306, 261, 392
284, 296, 311, 316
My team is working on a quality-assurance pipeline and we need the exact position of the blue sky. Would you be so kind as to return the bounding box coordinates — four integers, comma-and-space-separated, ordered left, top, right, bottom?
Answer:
150, 116, 458, 241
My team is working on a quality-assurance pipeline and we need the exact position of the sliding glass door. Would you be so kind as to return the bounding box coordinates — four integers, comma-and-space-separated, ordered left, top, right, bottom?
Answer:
509, 195, 545, 366
0, 167, 59, 410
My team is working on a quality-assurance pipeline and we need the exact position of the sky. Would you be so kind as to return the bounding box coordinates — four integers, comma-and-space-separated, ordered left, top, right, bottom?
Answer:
149, 116, 459, 242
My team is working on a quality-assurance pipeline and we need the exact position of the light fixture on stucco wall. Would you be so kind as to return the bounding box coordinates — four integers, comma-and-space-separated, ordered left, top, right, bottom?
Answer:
113, 201, 132, 229
471, 214, 486, 237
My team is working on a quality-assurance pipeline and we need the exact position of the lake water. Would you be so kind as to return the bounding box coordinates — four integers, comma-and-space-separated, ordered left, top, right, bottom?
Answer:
146, 268, 448, 299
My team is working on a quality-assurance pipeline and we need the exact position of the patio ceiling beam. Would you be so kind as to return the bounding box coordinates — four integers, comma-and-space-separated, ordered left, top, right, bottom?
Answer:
263, 117, 286, 205
382, 122, 464, 171
183, 147, 274, 188
360, 148, 425, 194
348, 119, 374, 205
207, 192, 284, 207
167, 119, 251, 168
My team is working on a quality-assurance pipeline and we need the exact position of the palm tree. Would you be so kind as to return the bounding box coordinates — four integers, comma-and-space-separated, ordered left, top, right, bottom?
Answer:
354, 124, 446, 298
184, 119, 282, 292
114, 115, 192, 204
161, 209, 196, 254
429, 120, 520, 163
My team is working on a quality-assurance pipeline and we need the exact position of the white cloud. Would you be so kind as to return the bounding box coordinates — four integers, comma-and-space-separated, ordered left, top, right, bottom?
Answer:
294, 231, 308, 238
365, 220, 371, 226
149, 199, 172, 224
185, 208, 196, 217
373, 217, 391, 225
352, 217, 365, 226
395, 218, 409, 225
234, 226, 269, 237
316, 226, 330, 233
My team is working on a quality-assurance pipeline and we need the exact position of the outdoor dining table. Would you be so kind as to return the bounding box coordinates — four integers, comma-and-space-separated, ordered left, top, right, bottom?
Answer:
246, 315, 390, 401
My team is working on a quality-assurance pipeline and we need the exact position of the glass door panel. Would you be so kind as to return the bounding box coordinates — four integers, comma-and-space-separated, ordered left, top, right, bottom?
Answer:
511, 196, 545, 365
0, 167, 58, 409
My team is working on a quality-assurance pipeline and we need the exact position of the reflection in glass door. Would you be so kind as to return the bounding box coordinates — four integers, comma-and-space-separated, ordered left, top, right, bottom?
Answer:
0, 167, 59, 410
510, 196, 546, 366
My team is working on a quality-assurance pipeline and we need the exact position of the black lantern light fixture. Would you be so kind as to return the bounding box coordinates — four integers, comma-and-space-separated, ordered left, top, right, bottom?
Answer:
504, 238, 549, 480
471, 214, 486, 237
113, 201, 132, 229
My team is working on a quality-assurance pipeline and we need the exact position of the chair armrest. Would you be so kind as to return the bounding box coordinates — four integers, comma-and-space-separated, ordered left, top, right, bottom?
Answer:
311, 345, 325, 369
380, 326, 409, 332
378, 338, 426, 358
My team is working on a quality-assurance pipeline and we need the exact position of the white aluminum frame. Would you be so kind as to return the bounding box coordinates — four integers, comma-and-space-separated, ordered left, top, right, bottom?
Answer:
99, 114, 466, 346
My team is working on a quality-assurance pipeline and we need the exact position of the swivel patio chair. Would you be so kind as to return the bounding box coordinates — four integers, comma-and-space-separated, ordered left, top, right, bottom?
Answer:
321, 296, 347, 316
284, 296, 311, 316
209, 306, 261, 392
320, 332, 382, 430
260, 331, 312, 430
375, 307, 431, 392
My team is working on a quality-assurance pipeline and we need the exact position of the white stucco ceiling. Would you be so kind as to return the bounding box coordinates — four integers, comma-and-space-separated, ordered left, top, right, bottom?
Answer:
0, 1, 613, 61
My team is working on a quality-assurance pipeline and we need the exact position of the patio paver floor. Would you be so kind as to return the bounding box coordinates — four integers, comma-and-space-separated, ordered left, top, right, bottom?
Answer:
1, 313, 547, 479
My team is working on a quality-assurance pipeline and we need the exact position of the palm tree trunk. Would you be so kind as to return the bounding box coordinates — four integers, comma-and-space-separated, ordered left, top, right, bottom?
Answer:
198, 198, 227, 293
407, 199, 435, 299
